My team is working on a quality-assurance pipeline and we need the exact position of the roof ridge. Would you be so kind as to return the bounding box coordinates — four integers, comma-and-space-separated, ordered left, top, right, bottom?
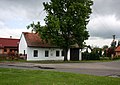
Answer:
0, 38, 19, 40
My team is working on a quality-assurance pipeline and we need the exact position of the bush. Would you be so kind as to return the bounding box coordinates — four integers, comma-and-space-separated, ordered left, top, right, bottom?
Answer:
82, 52, 100, 60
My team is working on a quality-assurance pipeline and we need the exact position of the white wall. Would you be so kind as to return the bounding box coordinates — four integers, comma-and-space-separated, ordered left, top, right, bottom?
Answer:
79, 49, 82, 60
27, 47, 64, 61
67, 49, 70, 60
19, 33, 27, 55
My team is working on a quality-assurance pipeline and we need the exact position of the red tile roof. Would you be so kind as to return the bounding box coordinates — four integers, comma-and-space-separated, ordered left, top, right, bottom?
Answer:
115, 46, 120, 52
0, 38, 19, 48
23, 32, 56, 48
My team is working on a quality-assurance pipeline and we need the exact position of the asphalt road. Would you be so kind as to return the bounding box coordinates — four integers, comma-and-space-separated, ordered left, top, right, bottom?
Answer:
0, 60, 120, 77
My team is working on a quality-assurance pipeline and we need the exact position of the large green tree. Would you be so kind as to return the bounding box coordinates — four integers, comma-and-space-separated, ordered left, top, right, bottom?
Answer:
28, 0, 93, 61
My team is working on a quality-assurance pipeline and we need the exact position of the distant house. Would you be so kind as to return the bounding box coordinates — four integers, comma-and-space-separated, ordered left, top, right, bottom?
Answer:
115, 46, 120, 57
19, 32, 82, 61
0, 37, 19, 56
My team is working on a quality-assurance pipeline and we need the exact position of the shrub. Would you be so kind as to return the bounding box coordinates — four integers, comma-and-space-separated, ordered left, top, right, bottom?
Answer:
82, 52, 100, 60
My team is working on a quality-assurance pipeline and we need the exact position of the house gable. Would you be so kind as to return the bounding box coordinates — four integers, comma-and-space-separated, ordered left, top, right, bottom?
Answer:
19, 33, 28, 55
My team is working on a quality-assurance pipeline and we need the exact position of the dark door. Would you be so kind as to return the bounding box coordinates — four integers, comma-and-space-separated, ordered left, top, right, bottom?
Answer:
70, 48, 79, 61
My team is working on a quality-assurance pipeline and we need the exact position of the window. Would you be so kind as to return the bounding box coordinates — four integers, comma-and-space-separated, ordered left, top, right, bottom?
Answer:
10, 49, 13, 52
24, 50, 25, 56
56, 51, 59, 57
61, 50, 64, 56
4, 49, 7, 52
45, 50, 49, 57
33, 50, 38, 57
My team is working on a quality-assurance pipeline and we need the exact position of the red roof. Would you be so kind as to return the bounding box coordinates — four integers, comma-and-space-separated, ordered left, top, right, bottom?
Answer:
0, 38, 19, 48
23, 32, 56, 48
115, 46, 120, 52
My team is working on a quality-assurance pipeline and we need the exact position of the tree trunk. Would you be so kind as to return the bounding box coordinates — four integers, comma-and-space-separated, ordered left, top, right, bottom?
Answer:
63, 48, 68, 61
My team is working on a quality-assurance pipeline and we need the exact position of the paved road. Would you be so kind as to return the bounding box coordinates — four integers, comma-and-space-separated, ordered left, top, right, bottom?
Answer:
0, 60, 120, 77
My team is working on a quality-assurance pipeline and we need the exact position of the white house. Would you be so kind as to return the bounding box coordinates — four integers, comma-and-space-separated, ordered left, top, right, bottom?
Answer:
19, 32, 82, 61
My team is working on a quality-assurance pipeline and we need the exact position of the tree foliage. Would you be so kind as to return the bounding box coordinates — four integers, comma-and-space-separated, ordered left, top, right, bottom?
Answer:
28, 0, 93, 61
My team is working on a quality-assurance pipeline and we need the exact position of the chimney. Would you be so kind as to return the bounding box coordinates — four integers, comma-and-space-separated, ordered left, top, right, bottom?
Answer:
10, 36, 12, 38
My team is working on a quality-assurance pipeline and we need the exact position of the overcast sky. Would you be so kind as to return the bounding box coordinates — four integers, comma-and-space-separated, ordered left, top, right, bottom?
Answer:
0, 0, 120, 47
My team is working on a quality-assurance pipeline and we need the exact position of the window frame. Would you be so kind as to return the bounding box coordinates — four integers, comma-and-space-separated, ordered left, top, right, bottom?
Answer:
4, 49, 7, 52
33, 50, 38, 57
45, 50, 49, 57
24, 50, 26, 56
56, 50, 60, 57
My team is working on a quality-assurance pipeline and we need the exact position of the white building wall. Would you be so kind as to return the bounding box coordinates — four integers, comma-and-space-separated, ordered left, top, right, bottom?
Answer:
67, 49, 70, 60
19, 33, 27, 55
27, 47, 64, 61
79, 49, 82, 60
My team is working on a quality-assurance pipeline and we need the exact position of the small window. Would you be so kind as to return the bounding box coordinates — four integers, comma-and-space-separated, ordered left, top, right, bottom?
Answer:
56, 51, 59, 57
33, 50, 38, 57
4, 49, 7, 52
24, 50, 25, 56
45, 51, 49, 57
10, 49, 13, 52
61, 50, 64, 56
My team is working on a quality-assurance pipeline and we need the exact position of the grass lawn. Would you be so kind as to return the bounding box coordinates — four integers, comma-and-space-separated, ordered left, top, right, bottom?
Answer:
0, 58, 116, 64
0, 68, 119, 85
1, 56, 120, 64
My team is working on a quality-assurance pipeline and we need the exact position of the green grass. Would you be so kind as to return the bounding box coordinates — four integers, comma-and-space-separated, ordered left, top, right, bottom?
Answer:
0, 58, 115, 64
0, 56, 120, 64
0, 68, 119, 85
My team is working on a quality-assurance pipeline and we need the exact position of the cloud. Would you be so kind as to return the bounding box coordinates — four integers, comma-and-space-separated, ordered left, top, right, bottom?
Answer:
87, 15, 120, 39
85, 37, 112, 48
0, 0, 48, 38
86, 0, 120, 39
92, 0, 120, 19
0, 26, 31, 38
0, 0, 48, 22
0, 21, 5, 27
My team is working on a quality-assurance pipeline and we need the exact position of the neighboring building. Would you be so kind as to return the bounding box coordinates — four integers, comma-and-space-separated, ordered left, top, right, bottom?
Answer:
0, 38, 19, 55
115, 46, 120, 57
19, 32, 82, 61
